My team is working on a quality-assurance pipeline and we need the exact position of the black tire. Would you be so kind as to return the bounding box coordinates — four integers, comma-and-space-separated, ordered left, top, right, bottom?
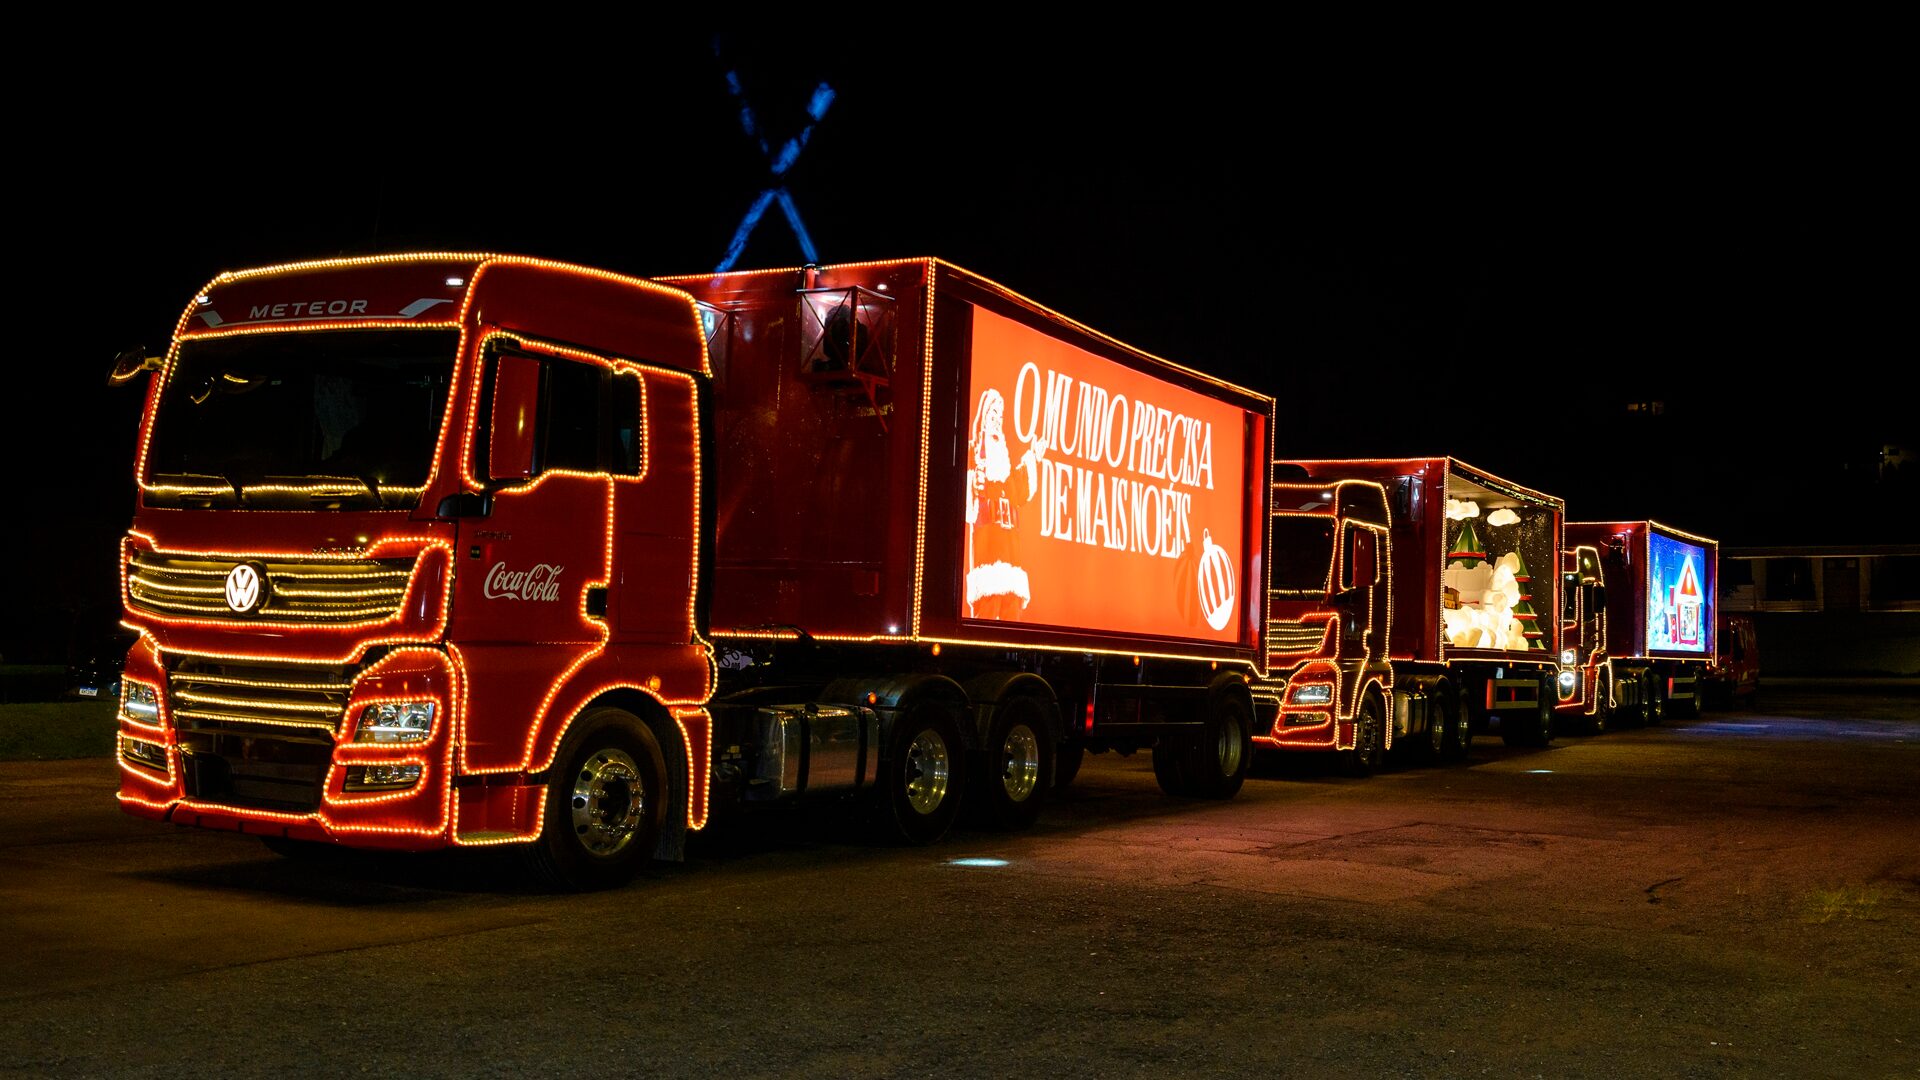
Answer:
1615, 673, 1645, 728
1586, 674, 1612, 736
881, 699, 966, 844
1054, 738, 1085, 791
971, 697, 1052, 830
1184, 692, 1253, 799
1439, 690, 1470, 763
1417, 692, 1446, 763
1532, 679, 1557, 746
1342, 692, 1384, 778
1499, 680, 1555, 748
1151, 739, 1192, 796
1670, 679, 1701, 719
523, 708, 667, 892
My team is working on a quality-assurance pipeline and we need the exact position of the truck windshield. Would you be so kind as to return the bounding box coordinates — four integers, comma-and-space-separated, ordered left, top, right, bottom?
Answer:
143, 330, 458, 510
1270, 517, 1337, 593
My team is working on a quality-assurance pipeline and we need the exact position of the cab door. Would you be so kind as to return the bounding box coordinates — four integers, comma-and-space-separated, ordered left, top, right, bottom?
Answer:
457, 344, 621, 647
453, 343, 632, 769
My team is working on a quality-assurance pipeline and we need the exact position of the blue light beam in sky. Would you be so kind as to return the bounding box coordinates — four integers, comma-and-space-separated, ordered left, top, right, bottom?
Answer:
714, 51, 834, 272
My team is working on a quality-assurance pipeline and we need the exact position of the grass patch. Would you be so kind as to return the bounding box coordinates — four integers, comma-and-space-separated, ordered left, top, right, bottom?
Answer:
1801, 884, 1895, 924
0, 700, 119, 761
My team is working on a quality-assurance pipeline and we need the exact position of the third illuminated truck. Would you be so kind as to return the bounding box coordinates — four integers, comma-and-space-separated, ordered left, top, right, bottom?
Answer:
1563, 519, 1719, 723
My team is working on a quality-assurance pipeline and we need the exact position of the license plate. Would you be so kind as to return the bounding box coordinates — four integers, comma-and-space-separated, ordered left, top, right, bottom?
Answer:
77, 687, 98, 697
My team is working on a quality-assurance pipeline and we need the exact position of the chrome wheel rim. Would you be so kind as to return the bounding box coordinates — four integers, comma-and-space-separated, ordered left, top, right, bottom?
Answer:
1000, 723, 1040, 803
570, 747, 644, 857
905, 728, 951, 815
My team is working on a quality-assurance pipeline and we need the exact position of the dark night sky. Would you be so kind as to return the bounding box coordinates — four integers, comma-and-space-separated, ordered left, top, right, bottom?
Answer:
6, 29, 1911, 663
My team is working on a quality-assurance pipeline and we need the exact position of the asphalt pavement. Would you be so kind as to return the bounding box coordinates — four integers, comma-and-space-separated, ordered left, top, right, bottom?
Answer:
1, 686, 1914, 1078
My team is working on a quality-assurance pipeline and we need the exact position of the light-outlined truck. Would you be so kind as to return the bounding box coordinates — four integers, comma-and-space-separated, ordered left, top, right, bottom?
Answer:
109, 253, 1274, 888
1564, 520, 1719, 723
1254, 458, 1566, 773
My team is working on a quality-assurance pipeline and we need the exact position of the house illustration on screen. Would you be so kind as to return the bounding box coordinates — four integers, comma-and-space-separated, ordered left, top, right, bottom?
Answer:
1669, 556, 1702, 646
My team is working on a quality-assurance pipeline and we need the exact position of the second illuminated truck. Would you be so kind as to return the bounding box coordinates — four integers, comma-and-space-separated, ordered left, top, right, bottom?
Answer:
1251, 458, 1574, 773
109, 254, 1274, 888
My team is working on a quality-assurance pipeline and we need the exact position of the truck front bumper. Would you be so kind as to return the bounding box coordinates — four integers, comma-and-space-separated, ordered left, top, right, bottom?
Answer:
114, 647, 463, 852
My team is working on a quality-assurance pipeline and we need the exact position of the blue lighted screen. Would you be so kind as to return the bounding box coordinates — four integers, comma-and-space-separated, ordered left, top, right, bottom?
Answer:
1647, 532, 1712, 654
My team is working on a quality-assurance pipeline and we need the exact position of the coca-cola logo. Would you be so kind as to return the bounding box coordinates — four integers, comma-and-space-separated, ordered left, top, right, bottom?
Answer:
483, 561, 564, 602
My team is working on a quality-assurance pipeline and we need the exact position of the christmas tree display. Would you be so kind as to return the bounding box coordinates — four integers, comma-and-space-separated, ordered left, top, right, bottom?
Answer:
1443, 520, 1492, 610
1449, 520, 1487, 569
1508, 551, 1545, 649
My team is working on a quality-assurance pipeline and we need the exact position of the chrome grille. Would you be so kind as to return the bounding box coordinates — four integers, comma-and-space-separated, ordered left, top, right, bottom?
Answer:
168, 658, 353, 812
1268, 620, 1331, 654
168, 659, 354, 734
128, 551, 415, 623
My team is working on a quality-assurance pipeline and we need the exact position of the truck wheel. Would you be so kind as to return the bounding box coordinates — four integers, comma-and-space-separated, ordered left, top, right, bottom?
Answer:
1342, 693, 1384, 778
1438, 691, 1470, 762
1501, 682, 1555, 748
1670, 681, 1700, 719
1616, 675, 1644, 728
1419, 694, 1446, 763
972, 697, 1051, 830
1054, 738, 1085, 791
1587, 673, 1612, 736
882, 700, 965, 844
1184, 693, 1252, 799
524, 708, 666, 892
1643, 689, 1665, 726
1151, 739, 1193, 796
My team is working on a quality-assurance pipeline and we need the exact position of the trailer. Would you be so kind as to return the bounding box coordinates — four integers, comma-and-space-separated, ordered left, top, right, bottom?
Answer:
1564, 520, 1719, 722
109, 253, 1273, 888
1254, 458, 1566, 769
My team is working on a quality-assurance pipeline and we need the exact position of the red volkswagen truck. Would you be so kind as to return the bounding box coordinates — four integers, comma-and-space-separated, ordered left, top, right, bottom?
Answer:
109, 253, 1273, 888
1254, 458, 1566, 770
1564, 520, 1719, 722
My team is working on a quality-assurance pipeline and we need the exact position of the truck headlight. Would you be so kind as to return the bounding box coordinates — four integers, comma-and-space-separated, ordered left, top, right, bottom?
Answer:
1560, 649, 1577, 666
354, 701, 435, 743
1289, 683, 1334, 705
1558, 670, 1579, 691
121, 682, 160, 722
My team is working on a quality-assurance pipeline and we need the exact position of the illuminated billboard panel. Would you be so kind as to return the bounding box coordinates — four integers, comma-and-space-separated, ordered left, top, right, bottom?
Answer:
1647, 531, 1712, 655
962, 306, 1248, 643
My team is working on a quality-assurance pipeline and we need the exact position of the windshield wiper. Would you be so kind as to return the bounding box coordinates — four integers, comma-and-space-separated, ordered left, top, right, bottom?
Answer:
261, 475, 388, 509
148, 472, 245, 507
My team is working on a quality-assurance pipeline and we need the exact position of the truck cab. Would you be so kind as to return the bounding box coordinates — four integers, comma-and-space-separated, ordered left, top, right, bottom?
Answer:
1555, 543, 1614, 732
112, 255, 716, 888
1700, 612, 1759, 708
1254, 476, 1464, 774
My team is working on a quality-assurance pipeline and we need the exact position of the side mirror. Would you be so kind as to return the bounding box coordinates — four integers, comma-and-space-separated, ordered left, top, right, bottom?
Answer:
108, 346, 163, 386
488, 354, 541, 481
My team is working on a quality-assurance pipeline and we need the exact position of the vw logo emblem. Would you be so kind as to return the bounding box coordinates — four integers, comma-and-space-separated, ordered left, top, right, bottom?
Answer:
224, 563, 267, 615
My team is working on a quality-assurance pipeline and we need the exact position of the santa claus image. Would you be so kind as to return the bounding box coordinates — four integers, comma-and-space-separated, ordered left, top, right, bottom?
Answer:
966, 387, 1042, 620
